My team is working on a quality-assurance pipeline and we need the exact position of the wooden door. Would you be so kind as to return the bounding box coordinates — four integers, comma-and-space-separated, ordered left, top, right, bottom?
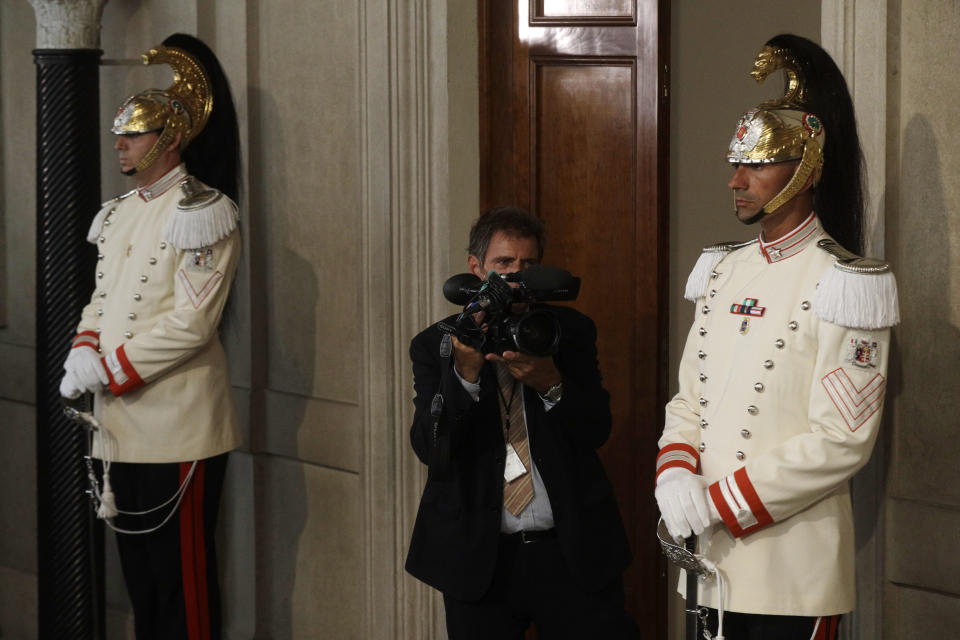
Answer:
480, 1, 669, 636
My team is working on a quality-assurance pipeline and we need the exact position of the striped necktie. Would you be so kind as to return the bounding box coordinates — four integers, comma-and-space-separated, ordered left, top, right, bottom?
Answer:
496, 363, 535, 515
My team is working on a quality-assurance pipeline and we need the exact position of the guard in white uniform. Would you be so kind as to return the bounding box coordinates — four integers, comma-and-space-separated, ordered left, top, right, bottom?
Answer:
59, 34, 241, 640
655, 35, 899, 640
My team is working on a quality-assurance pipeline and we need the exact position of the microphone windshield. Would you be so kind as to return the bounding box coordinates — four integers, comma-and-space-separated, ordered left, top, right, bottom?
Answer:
518, 265, 580, 300
442, 273, 482, 305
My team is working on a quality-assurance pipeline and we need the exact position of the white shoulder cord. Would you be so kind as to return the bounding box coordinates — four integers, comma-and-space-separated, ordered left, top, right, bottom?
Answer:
77, 409, 197, 535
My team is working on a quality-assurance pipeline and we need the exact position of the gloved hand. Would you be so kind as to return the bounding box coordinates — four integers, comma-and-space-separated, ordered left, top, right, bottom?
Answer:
655, 467, 719, 541
59, 369, 83, 399
64, 346, 108, 394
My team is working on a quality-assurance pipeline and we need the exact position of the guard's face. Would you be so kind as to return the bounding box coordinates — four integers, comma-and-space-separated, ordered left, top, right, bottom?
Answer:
469, 232, 540, 280
728, 160, 799, 223
114, 131, 159, 175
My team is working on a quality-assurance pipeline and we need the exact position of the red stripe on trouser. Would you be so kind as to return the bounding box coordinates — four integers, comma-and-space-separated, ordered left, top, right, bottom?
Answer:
814, 615, 840, 639
180, 461, 210, 640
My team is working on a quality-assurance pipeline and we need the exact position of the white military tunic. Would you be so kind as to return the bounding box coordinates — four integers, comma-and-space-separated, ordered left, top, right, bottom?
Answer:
71, 164, 242, 463
657, 213, 896, 616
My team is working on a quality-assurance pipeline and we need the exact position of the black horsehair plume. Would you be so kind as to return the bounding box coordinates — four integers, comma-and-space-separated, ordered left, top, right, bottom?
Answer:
766, 34, 865, 255
162, 33, 242, 205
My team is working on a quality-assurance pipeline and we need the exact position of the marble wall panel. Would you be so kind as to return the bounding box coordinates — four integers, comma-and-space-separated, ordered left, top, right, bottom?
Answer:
0, 343, 35, 404
104, 528, 134, 631
886, 497, 960, 595
445, 2, 480, 284
251, 1, 362, 405
0, 0, 37, 344
0, 400, 36, 573
220, 451, 256, 640
231, 385, 251, 452
887, 0, 960, 506
887, 585, 960, 638
0, 566, 38, 640
256, 456, 362, 638
263, 388, 360, 471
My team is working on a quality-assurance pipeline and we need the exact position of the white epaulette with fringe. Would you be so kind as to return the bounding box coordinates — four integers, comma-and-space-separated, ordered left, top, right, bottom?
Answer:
162, 176, 239, 250
813, 238, 900, 330
86, 190, 136, 244
684, 239, 758, 302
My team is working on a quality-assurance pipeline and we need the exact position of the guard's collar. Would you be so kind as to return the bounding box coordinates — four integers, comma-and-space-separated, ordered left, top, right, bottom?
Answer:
758, 212, 819, 263
136, 164, 187, 202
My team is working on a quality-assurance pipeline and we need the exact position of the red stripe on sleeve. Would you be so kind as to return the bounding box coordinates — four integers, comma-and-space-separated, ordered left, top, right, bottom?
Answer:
708, 481, 745, 537
656, 443, 700, 479
732, 467, 774, 536
105, 345, 145, 396
656, 459, 698, 478
72, 331, 100, 350
656, 442, 699, 462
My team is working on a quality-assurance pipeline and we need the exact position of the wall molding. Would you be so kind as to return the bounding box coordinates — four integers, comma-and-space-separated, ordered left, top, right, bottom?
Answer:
821, 3, 888, 639
821, 0, 888, 257
361, 1, 453, 637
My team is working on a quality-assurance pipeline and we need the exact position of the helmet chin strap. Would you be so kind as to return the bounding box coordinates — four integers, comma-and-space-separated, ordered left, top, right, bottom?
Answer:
732, 140, 823, 222
760, 140, 823, 215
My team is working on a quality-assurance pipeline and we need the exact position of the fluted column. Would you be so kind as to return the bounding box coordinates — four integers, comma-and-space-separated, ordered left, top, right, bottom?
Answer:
29, 1, 107, 638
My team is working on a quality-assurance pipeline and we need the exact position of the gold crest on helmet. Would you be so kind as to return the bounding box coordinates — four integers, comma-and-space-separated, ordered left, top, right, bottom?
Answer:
111, 44, 213, 174
727, 44, 826, 214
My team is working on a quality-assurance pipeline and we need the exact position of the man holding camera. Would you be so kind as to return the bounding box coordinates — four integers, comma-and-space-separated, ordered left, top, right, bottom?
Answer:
405, 207, 639, 639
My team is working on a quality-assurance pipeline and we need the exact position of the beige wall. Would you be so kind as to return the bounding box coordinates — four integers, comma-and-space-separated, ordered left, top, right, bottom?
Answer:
0, 2, 39, 639
0, 1, 477, 638
884, 0, 960, 633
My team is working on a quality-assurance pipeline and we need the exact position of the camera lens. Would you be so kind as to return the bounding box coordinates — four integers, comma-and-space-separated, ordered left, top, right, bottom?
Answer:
509, 310, 561, 356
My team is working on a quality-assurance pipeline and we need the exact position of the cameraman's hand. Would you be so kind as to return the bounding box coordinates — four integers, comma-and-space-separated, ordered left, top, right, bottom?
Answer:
486, 351, 561, 394
452, 336, 485, 383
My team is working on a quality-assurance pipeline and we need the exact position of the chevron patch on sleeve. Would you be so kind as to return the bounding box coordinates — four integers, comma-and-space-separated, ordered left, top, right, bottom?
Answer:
821, 368, 886, 432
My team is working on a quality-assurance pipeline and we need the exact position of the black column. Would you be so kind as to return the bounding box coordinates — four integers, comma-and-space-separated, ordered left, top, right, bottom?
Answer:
34, 48, 105, 640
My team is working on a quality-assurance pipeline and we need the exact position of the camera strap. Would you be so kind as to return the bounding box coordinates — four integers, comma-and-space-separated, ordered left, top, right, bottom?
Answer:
494, 373, 519, 439
428, 334, 454, 477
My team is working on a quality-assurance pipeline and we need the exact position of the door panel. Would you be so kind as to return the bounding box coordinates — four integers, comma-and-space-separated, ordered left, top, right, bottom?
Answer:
533, 0, 636, 23
480, 1, 669, 636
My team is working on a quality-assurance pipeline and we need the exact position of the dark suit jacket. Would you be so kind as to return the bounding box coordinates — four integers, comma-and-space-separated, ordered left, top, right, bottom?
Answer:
404, 304, 631, 601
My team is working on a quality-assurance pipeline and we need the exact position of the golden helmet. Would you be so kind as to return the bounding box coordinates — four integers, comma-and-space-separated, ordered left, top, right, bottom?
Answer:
726, 44, 826, 214
111, 44, 213, 174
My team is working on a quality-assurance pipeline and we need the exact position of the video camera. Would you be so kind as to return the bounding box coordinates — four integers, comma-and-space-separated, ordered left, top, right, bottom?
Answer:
438, 265, 580, 356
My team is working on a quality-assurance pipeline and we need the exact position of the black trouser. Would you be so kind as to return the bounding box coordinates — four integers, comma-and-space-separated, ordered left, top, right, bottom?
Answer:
697, 607, 841, 640
443, 530, 640, 640
101, 453, 228, 640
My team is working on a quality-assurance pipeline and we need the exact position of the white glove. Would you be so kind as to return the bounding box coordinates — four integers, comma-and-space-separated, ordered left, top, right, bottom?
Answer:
64, 346, 108, 394
655, 467, 719, 541
59, 369, 84, 399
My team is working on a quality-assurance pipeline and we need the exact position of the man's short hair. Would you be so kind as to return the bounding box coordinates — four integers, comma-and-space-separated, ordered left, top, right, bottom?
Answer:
468, 206, 546, 264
